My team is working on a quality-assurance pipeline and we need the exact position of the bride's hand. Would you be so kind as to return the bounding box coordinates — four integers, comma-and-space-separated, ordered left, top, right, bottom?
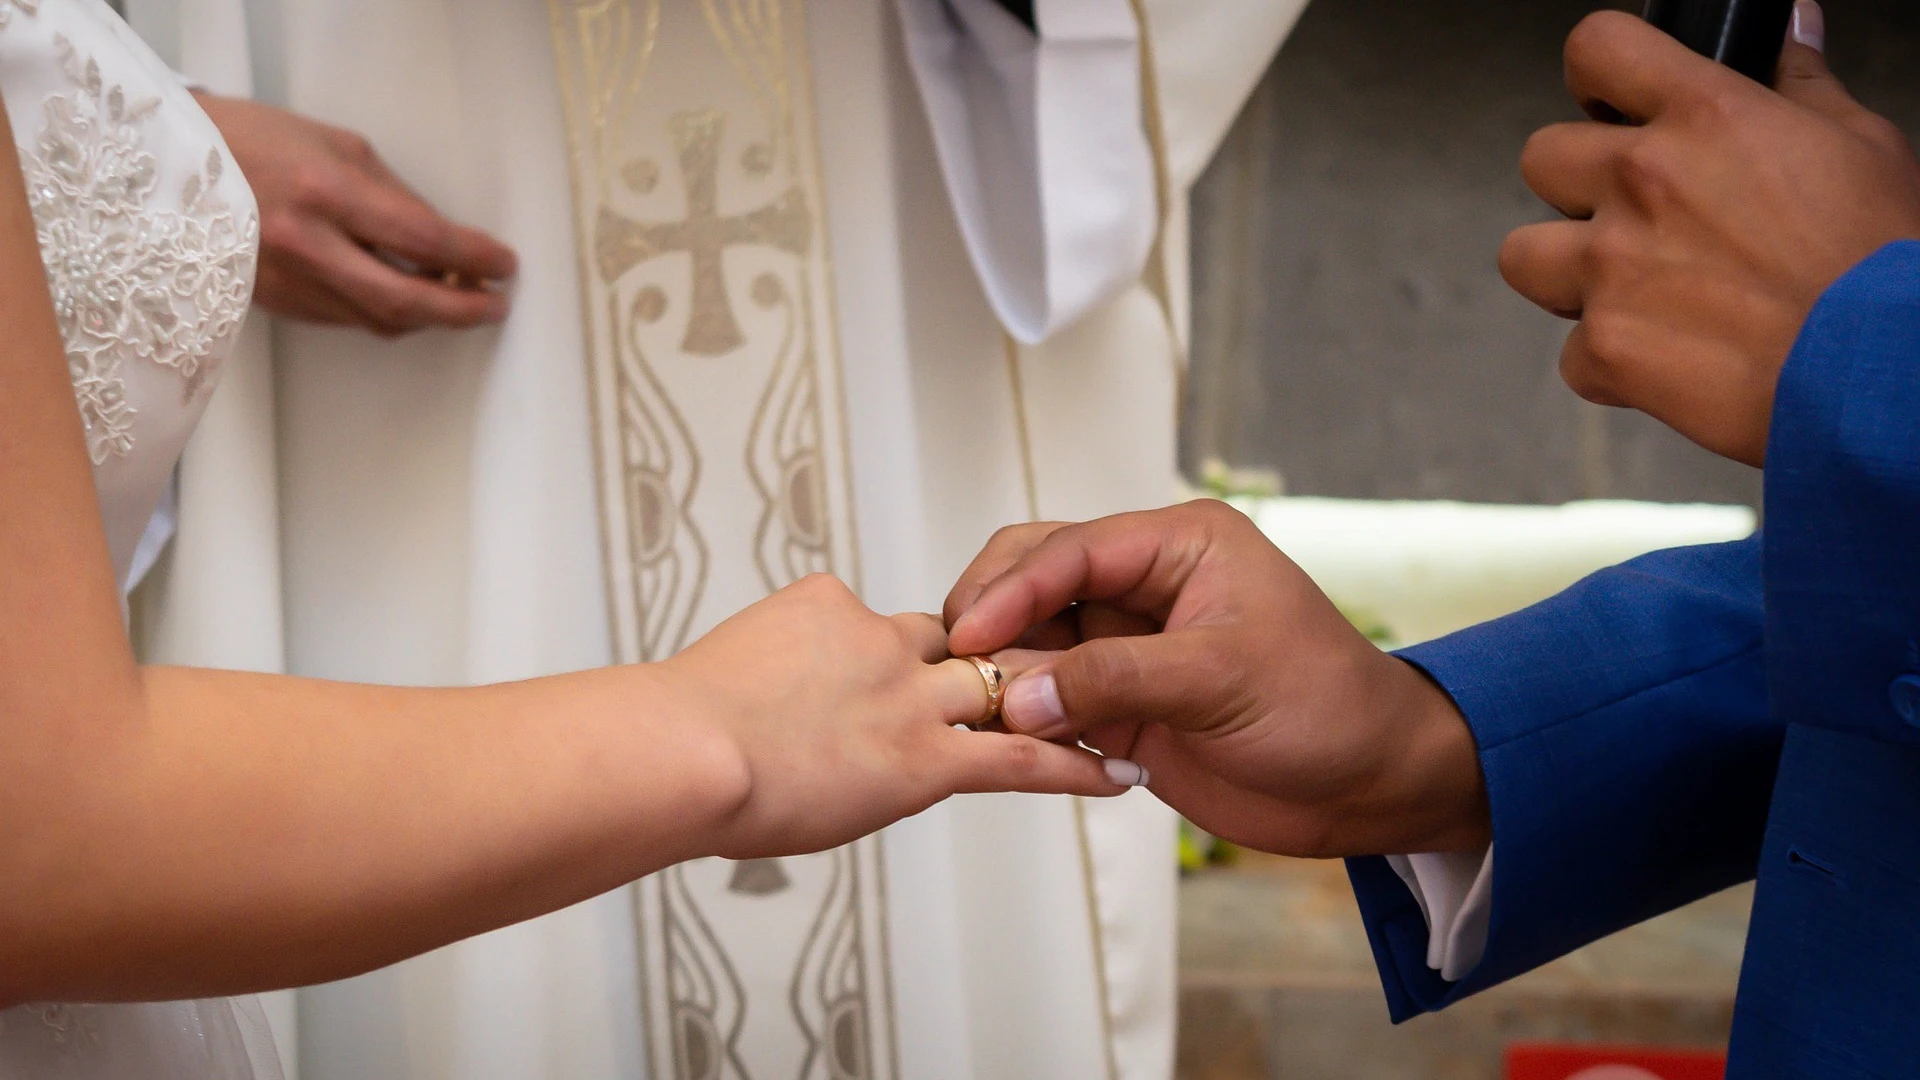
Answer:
665, 575, 1140, 860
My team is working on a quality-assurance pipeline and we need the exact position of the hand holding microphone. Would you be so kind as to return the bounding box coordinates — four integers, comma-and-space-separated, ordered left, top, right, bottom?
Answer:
1499, 2, 1920, 467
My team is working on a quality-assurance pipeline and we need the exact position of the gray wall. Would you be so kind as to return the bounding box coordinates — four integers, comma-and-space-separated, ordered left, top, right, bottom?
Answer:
1185, 0, 1920, 507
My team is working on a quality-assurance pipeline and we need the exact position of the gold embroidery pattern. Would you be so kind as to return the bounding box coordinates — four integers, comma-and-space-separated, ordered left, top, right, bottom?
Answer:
549, 2, 886, 1077
596, 111, 811, 359
789, 847, 873, 1080
550, 0, 706, 664
695, 0, 842, 594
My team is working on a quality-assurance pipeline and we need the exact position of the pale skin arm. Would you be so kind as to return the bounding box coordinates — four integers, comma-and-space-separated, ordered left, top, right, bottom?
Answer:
0, 93, 1128, 1007
16, 668, 742, 1006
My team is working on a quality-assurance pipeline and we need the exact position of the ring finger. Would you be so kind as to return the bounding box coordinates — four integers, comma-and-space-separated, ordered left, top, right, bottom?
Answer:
890, 612, 950, 665
923, 656, 1004, 730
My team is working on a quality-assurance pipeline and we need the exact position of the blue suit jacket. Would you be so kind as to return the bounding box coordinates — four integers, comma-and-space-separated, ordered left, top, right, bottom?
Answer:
1348, 241, 1920, 1078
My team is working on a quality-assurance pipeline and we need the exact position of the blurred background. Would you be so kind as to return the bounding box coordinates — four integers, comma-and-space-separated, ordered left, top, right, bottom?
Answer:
1172, 1, 1920, 1077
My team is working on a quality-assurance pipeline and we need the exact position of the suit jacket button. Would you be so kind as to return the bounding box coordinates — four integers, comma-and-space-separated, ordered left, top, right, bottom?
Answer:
1892, 675, 1920, 727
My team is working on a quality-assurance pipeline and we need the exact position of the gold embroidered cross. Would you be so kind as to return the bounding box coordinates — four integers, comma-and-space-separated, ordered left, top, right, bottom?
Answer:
596, 110, 812, 357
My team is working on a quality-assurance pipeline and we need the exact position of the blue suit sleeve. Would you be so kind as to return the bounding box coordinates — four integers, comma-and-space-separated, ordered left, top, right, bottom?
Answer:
1762, 241, 1920, 748
1348, 537, 1774, 1021
1347, 239, 1920, 1023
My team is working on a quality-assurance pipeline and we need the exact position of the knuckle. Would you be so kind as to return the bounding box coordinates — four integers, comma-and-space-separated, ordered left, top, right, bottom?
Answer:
1191, 496, 1256, 544
333, 131, 377, 166
1857, 115, 1912, 159
288, 163, 345, 211
1560, 361, 1609, 405
985, 523, 1039, 555
1561, 331, 1620, 405
796, 572, 850, 598
1191, 497, 1240, 523
1497, 229, 1534, 286
1614, 139, 1674, 204
998, 737, 1042, 778
1517, 126, 1563, 187
1068, 644, 1138, 706
1564, 11, 1625, 66
794, 573, 862, 615
1586, 222, 1641, 280
1692, 86, 1747, 130
1580, 311, 1636, 372
258, 211, 313, 261
1519, 125, 1550, 167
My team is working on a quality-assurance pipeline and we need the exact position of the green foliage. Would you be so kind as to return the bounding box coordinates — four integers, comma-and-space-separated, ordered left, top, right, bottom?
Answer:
1338, 604, 1396, 646
1178, 819, 1239, 874
1195, 458, 1284, 500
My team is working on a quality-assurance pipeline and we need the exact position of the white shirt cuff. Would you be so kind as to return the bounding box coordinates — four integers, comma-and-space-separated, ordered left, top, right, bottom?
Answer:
1386, 846, 1493, 983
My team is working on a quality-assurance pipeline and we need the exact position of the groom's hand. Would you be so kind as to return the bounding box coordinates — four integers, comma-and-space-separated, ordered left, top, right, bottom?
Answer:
1502, 7, 1920, 467
196, 93, 518, 336
945, 501, 1491, 858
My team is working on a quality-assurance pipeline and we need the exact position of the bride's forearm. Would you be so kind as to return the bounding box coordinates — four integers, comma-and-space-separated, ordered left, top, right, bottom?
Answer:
0, 663, 747, 1005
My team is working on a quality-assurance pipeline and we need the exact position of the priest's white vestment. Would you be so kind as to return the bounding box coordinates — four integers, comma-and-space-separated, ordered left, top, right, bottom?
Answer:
141, 2, 1308, 1078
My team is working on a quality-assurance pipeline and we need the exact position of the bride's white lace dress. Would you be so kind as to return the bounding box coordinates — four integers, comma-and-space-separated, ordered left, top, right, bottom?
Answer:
0, 0, 272, 1077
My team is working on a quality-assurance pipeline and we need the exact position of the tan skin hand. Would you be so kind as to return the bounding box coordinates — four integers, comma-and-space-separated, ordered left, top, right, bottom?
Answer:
944, 501, 1491, 860
1500, 12, 1920, 467
194, 92, 518, 336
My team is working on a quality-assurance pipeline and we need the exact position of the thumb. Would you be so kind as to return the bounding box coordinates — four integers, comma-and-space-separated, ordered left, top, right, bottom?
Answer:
1002, 630, 1236, 741
1775, 3, 1856, 125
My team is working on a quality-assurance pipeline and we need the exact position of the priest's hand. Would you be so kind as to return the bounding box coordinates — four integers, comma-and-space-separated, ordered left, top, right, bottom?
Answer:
194, 93, 518, 336
1502, 6, 1920, 467
945, 501, 1491, 859
665, 574, 1138, 861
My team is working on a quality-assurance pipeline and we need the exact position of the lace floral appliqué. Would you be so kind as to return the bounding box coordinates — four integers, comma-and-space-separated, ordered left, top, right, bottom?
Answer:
24, 1004, 102, 1047
23, 34, 257, 462
0, 1003, 104, 1051
0, 0, 40, 32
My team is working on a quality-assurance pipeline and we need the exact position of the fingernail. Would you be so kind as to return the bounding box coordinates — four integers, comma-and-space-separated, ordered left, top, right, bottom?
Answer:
1004, 673, 1068, 739
1791, 0, 1825, 53
1103, 759, 1150, 788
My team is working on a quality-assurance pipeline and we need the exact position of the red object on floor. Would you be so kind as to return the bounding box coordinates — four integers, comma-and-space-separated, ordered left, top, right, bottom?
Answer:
1506, 1044, 1727, 1080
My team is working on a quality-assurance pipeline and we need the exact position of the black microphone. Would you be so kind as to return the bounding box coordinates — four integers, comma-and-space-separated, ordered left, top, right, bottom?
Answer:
1642, 0, 1799, 84
989, 0, 1037, 32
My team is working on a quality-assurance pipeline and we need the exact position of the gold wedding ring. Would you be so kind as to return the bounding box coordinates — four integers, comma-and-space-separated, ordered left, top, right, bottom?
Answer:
963, 656, 1006, 731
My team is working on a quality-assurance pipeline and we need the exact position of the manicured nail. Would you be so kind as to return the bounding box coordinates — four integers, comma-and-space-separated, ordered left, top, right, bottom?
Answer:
1791, 0, 1825, 53
1004, 673, 1068, 739
1103, 759, 1150, 788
